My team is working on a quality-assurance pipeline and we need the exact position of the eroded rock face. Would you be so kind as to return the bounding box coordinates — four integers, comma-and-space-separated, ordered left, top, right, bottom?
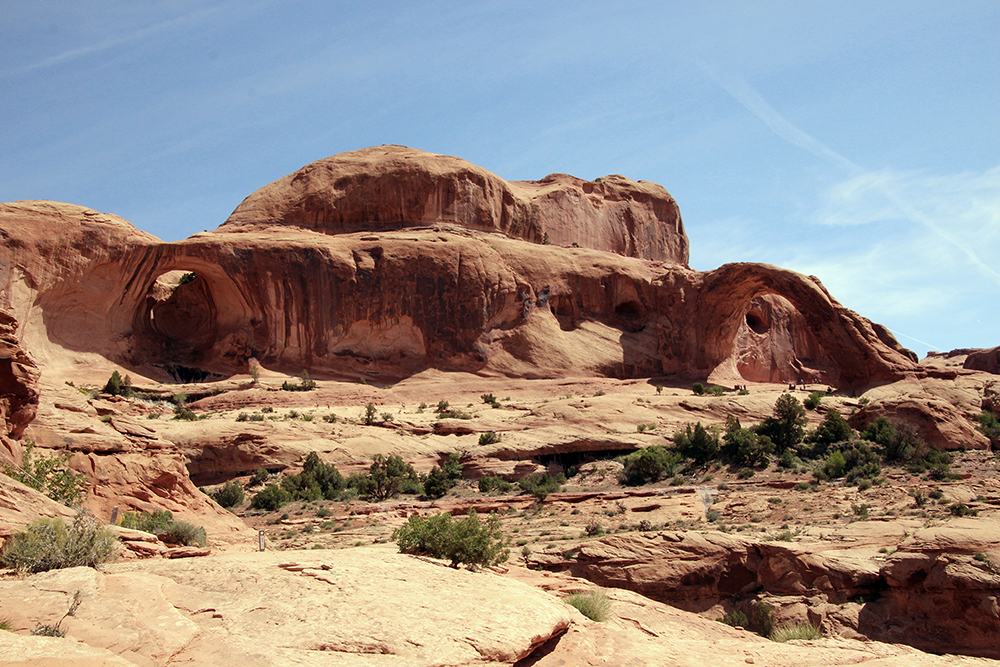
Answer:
529, 521, 1000, 659
0, 200, 917, 390
965, 347, 1000, 375
0, 309, 38, 441
223, 145, 689, 264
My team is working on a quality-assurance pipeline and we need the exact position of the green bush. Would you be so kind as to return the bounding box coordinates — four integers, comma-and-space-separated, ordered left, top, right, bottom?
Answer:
478, 431, 501, 446
1, 439, 88, 507
1, 513, 116, 573
518, 472, 564, 502
707, 385, 726, 397
392, 510, 509, 569
722, 416, 774, 466
564, 590, 612, 621
770, 622, 822, 642
212, 481, 245, 508
102, 370, 133, 397
478, 475, 514, 493
118, 509, 174, 534
160, 521, 207, 547
805, 409, 853, 457
619, 446, 682, 486
803, 391, 823, 410
250, 484, 292, 511
692, 383, 706, 395
281, 370, 316, 392
280, 452, 346, 502
437, 409, 472, 420
674, 423, 720, 464
756, 394, 807, 453
978, 410, 1000, 444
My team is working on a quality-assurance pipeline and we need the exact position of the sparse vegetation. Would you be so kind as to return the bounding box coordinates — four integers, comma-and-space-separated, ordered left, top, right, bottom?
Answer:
1, 439, 88, 506
478, 431, 501, 446
1, 513, 116, 573
479, 475, 514, 494
564, 590, 612, 621
281, 370, 316, 392
770, 622, 822, 642
102, 370, 133, 397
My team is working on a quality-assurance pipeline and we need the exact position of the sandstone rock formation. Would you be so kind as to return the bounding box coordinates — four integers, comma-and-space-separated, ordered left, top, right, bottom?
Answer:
528, 520, 1000, 659
0, 148, 919, 390
223, 145, 689, 264
965, 347, 1000, 375
0, 546, 992, 667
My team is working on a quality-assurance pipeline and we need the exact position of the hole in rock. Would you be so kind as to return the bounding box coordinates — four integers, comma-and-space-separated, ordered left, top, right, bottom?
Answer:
745, 308, 769, 335
148, 269, 218, 350
615, 300, 644, 319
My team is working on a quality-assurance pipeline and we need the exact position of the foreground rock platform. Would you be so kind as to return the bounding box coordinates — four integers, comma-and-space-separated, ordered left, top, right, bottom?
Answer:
1, 547, 996, 667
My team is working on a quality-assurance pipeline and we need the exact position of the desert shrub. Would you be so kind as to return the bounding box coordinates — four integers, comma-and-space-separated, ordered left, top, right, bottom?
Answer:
719, 610, 748, 628
564, 590, 612, 621
1, 514, 116, 573
118, 509, 174, 534
805, 409, 853, 457
756, 393, 808, 454
692, 383, 706, 395
423, 455, 463, 500
478, 431, 501, 446
748, 601, 776, 637
1, 439, 88, 507
738, 468, 754, 479
585, 520, 605, 536
363, 403, 377, 425
481, 393, 500, 408
722, 416, 774, 466
349, 454, 419, 501
518, 473, 564, 502
212, 481, 245, 508
250, 484, 292, 511
803, 391, 823, 410
949, 501, 978, 517
708, 385, 726, 397
392, 510, 509, 569
819, 450, 847, 479
619, 446, 683, 485
248, 468, 270, 487
978, 410, 1000, 444
280, 452, 346, 501
437, 409, 472, 420
770, 623, 822, 642
281, 370, 316, 392
160, 521, 207, 547
674, 423, 720, 464
478, 475, 514, 493
235, 412, 249, 422
102, 370, 133, 397
436, 400, 450, 413
173, 405, 198, 421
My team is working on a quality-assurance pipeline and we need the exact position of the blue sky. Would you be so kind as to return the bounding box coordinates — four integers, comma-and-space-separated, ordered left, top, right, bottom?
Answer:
2, 1, 997, 356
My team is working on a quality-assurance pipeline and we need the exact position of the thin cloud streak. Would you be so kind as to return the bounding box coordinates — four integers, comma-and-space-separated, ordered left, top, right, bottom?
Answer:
1, 3, 232, 80
701, 63, 1000, 288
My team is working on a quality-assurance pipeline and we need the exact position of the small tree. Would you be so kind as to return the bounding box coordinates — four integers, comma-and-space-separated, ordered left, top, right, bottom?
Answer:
363, 403, 377, 426
674, 423, 720, 464
102, 370, 133, 397
756, 394, 807, 453
212, 481, 245, 508
1, 440, 88, 507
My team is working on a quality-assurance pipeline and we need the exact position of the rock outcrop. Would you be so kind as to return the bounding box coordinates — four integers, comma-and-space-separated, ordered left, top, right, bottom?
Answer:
223, 145, 689, 264
0, 148, 919, 389
528, 521, 1000, 659
965, 347, 1000, 375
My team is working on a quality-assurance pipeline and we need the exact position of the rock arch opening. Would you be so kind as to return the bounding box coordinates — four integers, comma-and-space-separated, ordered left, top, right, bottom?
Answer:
745, 308, 769, 335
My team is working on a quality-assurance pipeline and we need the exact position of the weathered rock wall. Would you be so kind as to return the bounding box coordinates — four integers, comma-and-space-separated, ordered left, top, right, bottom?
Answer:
223, 145, 689, 264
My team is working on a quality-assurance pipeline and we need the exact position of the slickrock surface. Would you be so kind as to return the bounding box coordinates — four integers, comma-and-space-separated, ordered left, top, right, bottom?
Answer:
1, 549, 995, 666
